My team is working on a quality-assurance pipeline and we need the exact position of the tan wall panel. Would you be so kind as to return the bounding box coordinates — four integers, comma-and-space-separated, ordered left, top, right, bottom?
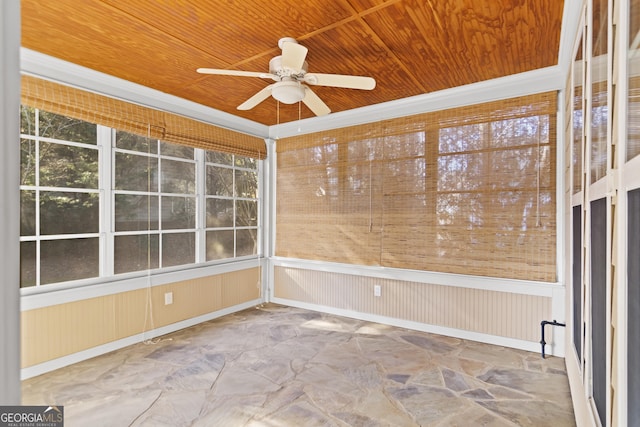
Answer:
222, 268, 261, 307
274, 266, 551, 343
150, 276, 223, 328
21, 268, 261, 368
22, 296, 118, 367
113, 289, 148, 340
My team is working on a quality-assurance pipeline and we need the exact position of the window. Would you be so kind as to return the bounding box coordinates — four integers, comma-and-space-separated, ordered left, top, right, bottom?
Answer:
20, 107, 100, 287
19, 108, 261, 289
205, 152, 259, 260
113, 131, 197, 274
276, 92, 556, 282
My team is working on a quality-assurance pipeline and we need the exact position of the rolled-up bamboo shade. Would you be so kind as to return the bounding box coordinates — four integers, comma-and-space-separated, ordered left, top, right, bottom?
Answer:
21, 75, 266, 158
277, 92, 557, 282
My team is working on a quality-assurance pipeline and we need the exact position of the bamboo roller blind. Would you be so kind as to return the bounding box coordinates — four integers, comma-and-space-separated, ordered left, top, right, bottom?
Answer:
20, 75, 266, 158
276, 92, 557, 282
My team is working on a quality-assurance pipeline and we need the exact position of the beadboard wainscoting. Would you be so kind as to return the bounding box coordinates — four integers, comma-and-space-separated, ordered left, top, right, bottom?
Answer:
21, 263, 263, 379
271, 259, 565, 356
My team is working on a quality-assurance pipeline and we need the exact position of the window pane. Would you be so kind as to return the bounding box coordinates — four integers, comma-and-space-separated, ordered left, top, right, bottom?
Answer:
591, 0, 608, 183
114, 234, 159, 274
206, 198, 233, 227
162, 232, 195, 267
386, 158, 426, 193
573, 37, 584, 193
20, 139, 36, 185
438, 153, 483, 191
115, 152, 158, 192
20, 241, 36, 288
237, 229, 257, 257
591, 102, 608, 183
572, 205, 582, 360
381, 135, 420, 159
160, 141, 194, 159
115, 194, 159, 231
40, 238, 99, 285
590, 197, 607, 427
491, 116, 548, 148
206, 230, 234, 260
20, 106, 36, 136
161, 196, 195, 230
439, 124, 485, 153
40, 191, 99, 235
628, 0, 640, 160
116, 131, 157, 154
236, 200, 258, 227
39, 111, 97, 145
235, 155, 257, 169
39, 142, 98, 188
21, 190, 36, 236
235, 169, 257, 198
206, 165, 233, 196
206, 151, 233, 165
161, 159, 195, 194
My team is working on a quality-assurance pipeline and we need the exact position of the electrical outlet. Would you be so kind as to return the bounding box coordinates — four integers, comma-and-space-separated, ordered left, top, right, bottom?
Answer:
374, 285, 381, 297
164, 292, 173, 305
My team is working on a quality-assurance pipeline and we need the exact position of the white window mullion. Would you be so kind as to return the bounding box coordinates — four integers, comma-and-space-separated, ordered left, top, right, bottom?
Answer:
195, 148, 206, 263
232, 156, 237, 258
98, 125, 113, 277
34, 109, 41, 287
156, 142, 162, 269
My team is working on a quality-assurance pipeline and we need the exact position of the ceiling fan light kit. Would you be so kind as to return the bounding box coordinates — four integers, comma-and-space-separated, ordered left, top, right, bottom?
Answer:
197, 37, 376, 116
271, 80, 306, 104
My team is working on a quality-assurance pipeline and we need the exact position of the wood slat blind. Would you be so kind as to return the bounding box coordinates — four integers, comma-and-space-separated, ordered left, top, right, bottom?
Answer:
21, 75, 266, 158
276, 92, 557, 282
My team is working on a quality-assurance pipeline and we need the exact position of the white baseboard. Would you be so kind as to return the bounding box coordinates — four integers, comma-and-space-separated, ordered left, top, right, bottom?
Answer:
271, 297, 556, 357
21, 299, 264, 380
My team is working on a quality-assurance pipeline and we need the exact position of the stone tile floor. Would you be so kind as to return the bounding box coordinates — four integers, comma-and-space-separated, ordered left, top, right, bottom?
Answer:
22, 303, 575, 426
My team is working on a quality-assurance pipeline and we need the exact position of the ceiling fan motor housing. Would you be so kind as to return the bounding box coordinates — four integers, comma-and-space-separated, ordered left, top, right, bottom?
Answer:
269, 56, 308, 78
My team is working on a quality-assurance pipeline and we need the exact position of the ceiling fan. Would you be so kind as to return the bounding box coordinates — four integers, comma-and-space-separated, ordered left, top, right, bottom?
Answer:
197, 37, 376, 116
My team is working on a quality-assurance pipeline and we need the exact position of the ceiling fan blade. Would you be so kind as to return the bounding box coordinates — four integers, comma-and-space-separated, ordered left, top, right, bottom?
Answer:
303, 73, 376, 90
197, 68, 275, 80
237, 85, 274, 110
302, 86, 331, 116
281, 42, 308, 72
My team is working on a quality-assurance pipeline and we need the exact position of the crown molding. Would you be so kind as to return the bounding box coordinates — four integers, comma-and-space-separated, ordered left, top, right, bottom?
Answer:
270, 65, 565, 139
20, 48, 567, 143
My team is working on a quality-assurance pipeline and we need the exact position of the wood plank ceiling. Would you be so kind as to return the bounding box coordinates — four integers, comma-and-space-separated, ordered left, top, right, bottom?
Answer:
21, 0, 565, 126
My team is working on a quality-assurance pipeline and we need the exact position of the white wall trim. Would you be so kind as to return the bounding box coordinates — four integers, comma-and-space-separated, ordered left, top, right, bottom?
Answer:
269, 65, 564, 139
20, 298, 263, 380
566, 345, 598, 427
558, 0, 587, 78
20, 48, 269, 139
272, 297, 551, 356
0, 0, 21, 405
21, 258, 266, 311
272, 257, 562, 297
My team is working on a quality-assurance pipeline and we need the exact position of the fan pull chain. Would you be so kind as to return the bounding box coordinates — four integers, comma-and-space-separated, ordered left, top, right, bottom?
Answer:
298, 99, 302, 132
